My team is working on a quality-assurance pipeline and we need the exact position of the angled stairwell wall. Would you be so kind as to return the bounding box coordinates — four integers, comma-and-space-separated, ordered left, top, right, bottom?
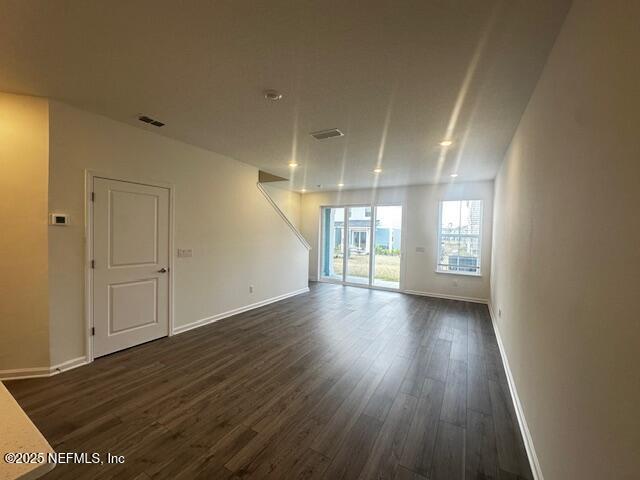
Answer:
257, 179, 309, 249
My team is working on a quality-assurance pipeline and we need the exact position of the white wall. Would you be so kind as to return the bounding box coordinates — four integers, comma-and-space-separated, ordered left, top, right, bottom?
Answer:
301, 181, 493, 302
0, 92, 50, 371
260, 183, 302, 229
48, 101, 309, 365
490, 1, 640, 478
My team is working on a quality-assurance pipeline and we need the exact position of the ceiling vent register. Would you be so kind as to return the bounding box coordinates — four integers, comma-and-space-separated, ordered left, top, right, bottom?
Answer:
138, 115, 165, 127
310, 128, 344, 140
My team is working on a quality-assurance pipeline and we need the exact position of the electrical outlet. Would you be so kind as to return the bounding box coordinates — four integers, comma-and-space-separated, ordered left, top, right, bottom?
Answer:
249, 285, 254, 294
49, 213, 70, 225
415, 246, 425, 253
452, 280, 458, 287
498, 308, 502, 318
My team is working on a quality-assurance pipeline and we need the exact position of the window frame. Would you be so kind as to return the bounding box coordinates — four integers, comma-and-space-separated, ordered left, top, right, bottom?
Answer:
436, 199, 483, 277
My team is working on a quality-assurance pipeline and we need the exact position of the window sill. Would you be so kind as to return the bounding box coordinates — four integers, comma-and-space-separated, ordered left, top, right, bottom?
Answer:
434, 270, 483, 278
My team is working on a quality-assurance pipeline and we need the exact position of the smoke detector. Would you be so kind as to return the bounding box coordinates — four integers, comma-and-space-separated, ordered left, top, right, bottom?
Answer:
310, 128, 344, 140
264, 89, 283, 101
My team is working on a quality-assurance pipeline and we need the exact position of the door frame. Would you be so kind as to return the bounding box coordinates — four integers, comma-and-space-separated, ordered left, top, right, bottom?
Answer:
84, 170, 175, 363
317, 201, 406, 292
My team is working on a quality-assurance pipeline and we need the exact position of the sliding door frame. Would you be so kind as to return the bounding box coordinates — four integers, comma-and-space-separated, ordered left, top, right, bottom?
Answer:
318, 201, 405, 292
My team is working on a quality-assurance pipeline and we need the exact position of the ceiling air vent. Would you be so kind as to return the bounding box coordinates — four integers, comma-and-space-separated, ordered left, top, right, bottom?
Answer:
310, 128, 343, 140
138, 115, 165, 127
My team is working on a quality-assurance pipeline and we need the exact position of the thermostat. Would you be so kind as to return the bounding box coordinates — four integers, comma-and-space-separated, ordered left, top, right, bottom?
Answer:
50, 213, 70, 226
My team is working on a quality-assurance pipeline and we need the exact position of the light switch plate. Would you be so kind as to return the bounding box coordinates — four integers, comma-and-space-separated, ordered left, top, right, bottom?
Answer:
177, 248, 193, 258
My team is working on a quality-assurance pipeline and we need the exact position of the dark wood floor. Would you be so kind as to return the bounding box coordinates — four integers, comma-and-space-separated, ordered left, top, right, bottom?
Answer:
6, 283, 532, 480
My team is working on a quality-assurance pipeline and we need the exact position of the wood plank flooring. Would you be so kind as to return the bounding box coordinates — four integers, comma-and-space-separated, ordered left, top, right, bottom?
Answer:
6, 282, 533, 480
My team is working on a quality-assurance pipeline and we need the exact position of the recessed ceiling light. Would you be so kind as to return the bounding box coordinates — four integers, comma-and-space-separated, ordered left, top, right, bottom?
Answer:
264, 89, 283, 101
440, 140, 453, 147
373, 168, 382, 174
300, 188, 307, 193
288, 162, 298, 167
338, 183, 345, 187
450, 173, 459, 178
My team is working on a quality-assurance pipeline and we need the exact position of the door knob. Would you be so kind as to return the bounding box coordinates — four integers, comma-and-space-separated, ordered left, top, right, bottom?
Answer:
158, 268, 167, 273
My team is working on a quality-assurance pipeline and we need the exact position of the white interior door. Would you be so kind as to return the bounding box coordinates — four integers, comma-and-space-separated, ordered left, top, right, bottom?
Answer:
93, 177, 170, 358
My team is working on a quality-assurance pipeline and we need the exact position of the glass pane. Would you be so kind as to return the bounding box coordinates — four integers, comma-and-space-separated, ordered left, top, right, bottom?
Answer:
457, 236, 480, 272
460, 200, 482, 235
439, 235, 480, 273
439, 234, 460, 270
441, 200, 461, 234
345, 206, 370, 284
373, 205, 402, 289
320, 207, 345, 281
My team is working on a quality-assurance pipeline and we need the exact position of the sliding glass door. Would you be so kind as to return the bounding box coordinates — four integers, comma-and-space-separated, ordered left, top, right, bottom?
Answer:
373, 205, 402, 289
320, 204, 402, 290
345, 206, 371, 284
320, 207, 345, 281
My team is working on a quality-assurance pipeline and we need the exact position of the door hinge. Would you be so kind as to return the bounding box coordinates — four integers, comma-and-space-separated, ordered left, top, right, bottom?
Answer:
91, 327, 95, 336
91, 260, 95, 269
91, 192, 95, 202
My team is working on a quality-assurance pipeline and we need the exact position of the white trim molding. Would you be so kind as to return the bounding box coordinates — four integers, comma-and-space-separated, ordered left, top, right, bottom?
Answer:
488, 303, 544, 480
1, 286, 310, 380
404, 289, 489, 304
84, 170, 176, 362
257, 182, 311, 250
49, 356, 89, 376
0, 366, 50, 381
0, 356, 88, 381
172, 287, 310, 335
315, 281, 488, 304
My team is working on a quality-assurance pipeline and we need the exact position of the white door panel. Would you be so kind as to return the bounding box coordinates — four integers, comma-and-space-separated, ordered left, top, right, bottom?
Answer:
109, 189, 159, 267
109, 279, 158, 333
93, 178, 169, 358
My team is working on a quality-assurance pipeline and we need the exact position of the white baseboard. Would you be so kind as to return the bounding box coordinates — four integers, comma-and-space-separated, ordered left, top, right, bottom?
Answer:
487, 303, 543, 480
172, 287, 310, 335
50, 356, 89, 375
0, 356, 88, 381
404, 289, 488, 304
0, 366, 51, 381
1, 288, 311, 380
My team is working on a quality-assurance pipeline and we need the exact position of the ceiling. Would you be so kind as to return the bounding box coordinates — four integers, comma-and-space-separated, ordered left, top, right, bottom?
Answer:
0, 0, 570, 191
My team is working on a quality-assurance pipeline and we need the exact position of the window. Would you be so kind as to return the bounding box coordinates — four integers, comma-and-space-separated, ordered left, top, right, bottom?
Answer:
351, 230, 368, 250
437, 200, 482, 275
348, 207, 371, 219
